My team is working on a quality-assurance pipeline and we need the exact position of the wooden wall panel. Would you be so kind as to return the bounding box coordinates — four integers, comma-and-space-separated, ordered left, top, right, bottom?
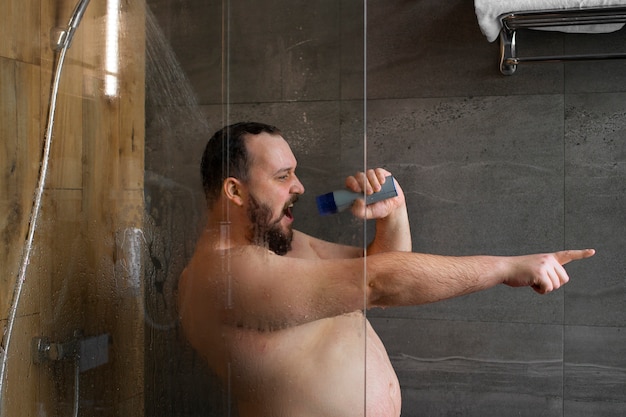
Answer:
0, 0, 41, 64
1, 314, 43, 417
0, 57, 42, 319
0, 0, 146, 415
48, 79, 85, 190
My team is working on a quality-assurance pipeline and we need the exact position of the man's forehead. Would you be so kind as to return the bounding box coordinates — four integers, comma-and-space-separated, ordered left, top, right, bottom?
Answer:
247, 133, 295, 160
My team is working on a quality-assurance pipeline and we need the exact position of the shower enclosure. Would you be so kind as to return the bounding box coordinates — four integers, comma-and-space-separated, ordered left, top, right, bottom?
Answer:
2, 0, 625, 416
1, 0, 367, 415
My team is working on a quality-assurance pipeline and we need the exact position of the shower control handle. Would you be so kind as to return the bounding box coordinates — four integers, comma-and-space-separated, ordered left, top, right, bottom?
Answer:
31, 330, 110, 372
32, 331, 81, 364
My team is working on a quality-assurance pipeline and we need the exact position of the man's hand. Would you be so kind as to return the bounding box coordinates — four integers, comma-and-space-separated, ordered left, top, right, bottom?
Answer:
503, 249, 596, 294
346, 168, 406, 220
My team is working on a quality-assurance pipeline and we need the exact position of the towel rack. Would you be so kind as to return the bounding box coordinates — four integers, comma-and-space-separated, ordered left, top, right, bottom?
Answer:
499, 6, 626, 75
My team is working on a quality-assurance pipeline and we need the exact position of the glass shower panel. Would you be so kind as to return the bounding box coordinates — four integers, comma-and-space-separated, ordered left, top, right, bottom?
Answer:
144, 0, 368, 416
1, 0, 146, 416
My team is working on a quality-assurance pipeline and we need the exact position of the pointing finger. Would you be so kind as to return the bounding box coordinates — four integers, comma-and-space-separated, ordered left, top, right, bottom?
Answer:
555, 249, 596, 265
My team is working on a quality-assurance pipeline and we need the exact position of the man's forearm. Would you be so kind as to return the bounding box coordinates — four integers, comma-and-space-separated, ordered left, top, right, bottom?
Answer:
365, 252, 503, 307
367, 206, 412, 255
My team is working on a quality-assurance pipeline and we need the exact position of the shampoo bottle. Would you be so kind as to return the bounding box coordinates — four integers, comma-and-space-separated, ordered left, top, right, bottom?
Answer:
316, 175, 398, 215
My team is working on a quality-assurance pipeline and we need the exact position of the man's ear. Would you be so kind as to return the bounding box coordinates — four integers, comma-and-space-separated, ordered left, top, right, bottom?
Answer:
223, 177, 245, 207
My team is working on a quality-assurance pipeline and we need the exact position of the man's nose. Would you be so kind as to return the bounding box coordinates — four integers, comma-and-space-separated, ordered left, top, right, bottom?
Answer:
291, 176, 305, 194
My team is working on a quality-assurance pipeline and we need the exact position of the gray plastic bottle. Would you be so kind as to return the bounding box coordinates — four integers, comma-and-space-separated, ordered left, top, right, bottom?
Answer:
315, 175, 398, 215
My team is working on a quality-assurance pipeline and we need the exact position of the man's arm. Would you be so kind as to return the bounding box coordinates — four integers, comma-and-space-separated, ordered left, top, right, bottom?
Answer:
365, 249, 595, 306
346, 168, 412, 254
207, 245, 595, 330
290, 169, 410, 260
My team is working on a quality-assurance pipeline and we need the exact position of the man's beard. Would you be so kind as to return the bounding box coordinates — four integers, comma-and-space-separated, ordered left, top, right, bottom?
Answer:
247, 193, 295, 256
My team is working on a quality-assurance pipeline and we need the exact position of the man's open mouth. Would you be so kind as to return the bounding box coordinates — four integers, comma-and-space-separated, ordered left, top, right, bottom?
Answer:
284, 204, 294, 220
283, 195, 299, 220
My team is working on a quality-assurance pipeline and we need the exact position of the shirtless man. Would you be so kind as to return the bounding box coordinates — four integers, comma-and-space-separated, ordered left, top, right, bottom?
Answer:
177, 121, 595, 417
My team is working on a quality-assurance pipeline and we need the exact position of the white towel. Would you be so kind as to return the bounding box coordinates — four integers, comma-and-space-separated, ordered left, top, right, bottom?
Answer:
475, 0, 626, 42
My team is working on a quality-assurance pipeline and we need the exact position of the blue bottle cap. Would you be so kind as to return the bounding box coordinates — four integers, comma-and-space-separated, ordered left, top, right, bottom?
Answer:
316, 192, 338, 216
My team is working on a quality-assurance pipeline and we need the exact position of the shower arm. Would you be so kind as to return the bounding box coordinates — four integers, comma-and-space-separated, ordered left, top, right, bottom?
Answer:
52, 0, 91, 50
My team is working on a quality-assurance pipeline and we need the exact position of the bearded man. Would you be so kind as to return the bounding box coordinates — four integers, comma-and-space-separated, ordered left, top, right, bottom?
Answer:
178, 121, 595, 417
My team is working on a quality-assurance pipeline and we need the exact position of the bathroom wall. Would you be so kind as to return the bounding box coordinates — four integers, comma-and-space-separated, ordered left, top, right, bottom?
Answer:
146, 0, 626, 416
363, 3, 626, 416
144, 1, 366, 414
0, 0, 146, 415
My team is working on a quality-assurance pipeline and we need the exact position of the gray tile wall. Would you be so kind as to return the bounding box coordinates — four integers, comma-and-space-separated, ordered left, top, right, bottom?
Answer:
146, 0, 626, 415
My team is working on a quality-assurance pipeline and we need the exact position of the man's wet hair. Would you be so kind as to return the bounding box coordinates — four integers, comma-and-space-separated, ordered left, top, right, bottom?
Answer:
201, 122, 282, 205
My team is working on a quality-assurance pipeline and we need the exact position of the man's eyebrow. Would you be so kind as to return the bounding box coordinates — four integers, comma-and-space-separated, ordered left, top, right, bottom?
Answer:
273, 167, 294, 176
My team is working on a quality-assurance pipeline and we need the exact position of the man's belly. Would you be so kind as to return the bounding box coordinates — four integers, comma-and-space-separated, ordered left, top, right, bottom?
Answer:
222, 311, 401, 417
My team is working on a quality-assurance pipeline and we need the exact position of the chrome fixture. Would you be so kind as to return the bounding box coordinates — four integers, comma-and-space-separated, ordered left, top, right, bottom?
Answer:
32, 331, 110, 372
52, 0, 92, 50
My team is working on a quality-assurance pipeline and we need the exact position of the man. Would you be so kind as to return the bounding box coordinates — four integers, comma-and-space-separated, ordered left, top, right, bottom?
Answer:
178, 121, 595, 417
